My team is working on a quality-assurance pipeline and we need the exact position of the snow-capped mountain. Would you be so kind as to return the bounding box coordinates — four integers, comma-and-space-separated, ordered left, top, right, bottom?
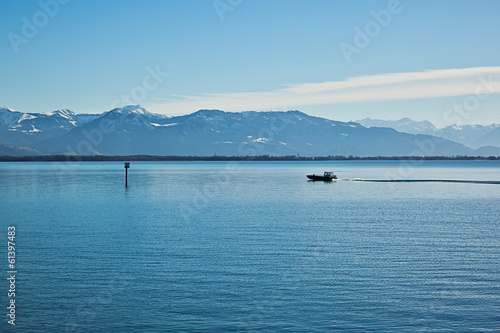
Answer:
0, 107, 23, 127
98, 105, 170, 131
480, 127, 500, 148
1, 106, 499, 156
357, 117, 500, 149
437, 124, 500, 148
0, 105, 168, 149
0, 106, 100, 145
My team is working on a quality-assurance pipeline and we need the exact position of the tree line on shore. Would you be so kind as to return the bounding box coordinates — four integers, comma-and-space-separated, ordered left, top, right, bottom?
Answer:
0, 155, 498, 162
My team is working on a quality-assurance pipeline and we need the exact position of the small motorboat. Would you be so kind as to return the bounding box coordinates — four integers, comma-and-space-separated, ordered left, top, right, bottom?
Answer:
307, 171, 337, 181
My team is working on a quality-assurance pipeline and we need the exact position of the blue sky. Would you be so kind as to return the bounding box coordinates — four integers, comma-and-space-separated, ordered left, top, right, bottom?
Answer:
1, 0, 499, 127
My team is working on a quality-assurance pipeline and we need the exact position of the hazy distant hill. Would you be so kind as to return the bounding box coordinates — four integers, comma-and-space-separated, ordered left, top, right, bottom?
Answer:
1, 105, 499, 156
356, 118, 438, 135
357, 117, 500, 149
0, 143, 38, 156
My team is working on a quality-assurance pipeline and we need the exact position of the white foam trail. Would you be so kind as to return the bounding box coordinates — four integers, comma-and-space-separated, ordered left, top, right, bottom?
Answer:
346, 179, 500, 185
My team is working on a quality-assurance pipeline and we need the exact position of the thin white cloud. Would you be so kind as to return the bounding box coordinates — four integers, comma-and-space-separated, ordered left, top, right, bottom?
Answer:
146, 67, 500, 115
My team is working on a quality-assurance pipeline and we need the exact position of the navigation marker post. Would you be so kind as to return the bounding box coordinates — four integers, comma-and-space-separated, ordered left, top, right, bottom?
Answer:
124, 162, 130, 187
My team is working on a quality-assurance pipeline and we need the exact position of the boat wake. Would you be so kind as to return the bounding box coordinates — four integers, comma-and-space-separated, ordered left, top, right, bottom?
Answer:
344, 179, 500, 185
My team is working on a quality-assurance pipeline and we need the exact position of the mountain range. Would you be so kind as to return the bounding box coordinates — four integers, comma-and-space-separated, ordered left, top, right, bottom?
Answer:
1, 105, 499, 157
356, 117, 500, 149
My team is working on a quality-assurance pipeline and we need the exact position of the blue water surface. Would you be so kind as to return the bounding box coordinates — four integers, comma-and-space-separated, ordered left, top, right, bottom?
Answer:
0, 160, 499, 332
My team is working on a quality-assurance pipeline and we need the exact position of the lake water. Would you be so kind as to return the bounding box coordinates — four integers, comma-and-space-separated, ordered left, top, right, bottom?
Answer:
1, 161, 499, 332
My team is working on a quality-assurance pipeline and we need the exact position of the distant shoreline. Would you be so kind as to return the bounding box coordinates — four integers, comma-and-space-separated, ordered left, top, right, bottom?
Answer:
0, 155, 499, 162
